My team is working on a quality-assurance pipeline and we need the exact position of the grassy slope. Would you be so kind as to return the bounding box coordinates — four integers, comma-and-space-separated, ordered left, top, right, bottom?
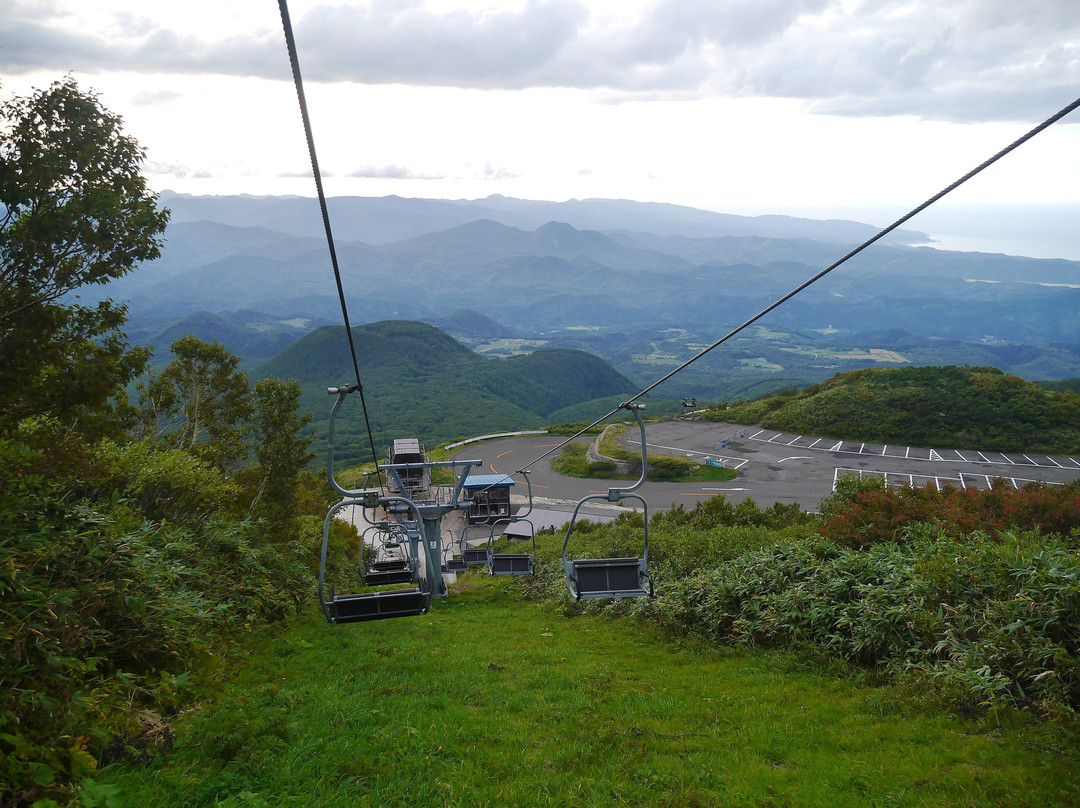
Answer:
100, 578, 1077, 808
709, 365, 1080, 454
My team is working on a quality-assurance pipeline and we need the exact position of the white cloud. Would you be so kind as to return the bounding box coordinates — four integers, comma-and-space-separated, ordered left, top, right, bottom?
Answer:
132, 89, 183, 106
4, 0, 1078, 122
2, 1, 1078, 227
475, 162, 519, 180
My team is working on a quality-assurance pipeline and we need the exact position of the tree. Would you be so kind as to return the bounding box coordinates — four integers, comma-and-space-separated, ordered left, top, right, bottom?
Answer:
0, 78, 169, 438
248, 377, 315, 520
138, 336, 252, 470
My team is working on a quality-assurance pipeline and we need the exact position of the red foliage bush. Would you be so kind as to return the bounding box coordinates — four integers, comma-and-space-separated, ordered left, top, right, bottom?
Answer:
821, 480, 1080, 547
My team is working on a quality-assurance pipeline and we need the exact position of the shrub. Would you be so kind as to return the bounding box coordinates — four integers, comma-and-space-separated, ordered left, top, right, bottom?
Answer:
819, 477, 1080, 548
0, 441, 312, 807
87, 439, 241, 525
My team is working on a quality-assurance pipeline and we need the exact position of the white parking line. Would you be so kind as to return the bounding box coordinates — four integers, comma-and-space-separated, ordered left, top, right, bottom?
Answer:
742, 429, 1080, 473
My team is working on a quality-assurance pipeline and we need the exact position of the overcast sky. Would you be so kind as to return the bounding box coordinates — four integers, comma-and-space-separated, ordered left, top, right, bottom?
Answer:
2, 0, 1079, 255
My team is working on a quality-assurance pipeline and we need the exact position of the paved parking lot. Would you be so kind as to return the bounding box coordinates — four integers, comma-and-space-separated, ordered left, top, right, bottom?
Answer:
452, 420, 1080, 515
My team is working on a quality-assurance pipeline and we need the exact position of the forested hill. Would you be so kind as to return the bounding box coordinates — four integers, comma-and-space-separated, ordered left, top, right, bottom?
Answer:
254, 320, 637, 462
707, 365, 1080, 454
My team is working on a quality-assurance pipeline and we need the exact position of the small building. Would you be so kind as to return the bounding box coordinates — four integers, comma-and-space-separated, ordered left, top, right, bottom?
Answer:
463, 474, 515, 524
386, 438, 429, 495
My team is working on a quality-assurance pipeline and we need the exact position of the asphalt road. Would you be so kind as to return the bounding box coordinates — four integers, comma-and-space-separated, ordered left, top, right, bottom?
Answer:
451, 420, 1080, 515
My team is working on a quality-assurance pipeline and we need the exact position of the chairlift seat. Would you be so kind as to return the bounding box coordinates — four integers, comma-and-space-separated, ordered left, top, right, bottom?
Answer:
490, 553, 533, 576
362, 568, 416, 586
371, 558, 410, 571
566, 557, 652, 599
463, 547, 492, 565
444, 557, 468, 573
324, 586, 428, 623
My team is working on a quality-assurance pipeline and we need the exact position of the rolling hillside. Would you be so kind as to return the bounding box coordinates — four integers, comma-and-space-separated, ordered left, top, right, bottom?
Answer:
708, 364, 1080, 453
254, 320, 638, 465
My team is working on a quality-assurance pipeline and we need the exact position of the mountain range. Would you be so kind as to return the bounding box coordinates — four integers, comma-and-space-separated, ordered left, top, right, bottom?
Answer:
90, 192, 1080, 400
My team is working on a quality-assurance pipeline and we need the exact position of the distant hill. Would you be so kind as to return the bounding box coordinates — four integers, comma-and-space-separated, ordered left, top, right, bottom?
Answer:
126, 310, 327, 367
254, 320, 638, 466
158, 191, 928, 246
1038, 377, 1080, 394
706, 365, 1080, 454
422, 308, 516, 340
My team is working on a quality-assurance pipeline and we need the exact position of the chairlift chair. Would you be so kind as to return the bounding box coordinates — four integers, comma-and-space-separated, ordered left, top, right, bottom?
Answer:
562, 404, 655, 600
487, 471, 536, 576
460, 522, 493, 566
319, 385, 432, 623
321, 495, 431, 623
442, 529, 468, 573
361, 524, 417, 586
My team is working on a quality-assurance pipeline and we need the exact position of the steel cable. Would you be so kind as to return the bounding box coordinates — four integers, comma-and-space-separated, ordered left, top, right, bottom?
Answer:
514, 94, 1080, 475
278, 0, 384, 486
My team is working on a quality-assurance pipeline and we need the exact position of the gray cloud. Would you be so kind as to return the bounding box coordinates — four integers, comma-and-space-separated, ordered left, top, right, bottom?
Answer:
2, 0, 1078, 123
144, 159, 213, 179
475, 162, 519, 180
347, 164, 445, 179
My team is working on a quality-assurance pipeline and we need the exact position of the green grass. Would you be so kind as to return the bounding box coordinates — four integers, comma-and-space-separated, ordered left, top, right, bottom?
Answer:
97, 577, 1079, 807
552, 442, 737, 484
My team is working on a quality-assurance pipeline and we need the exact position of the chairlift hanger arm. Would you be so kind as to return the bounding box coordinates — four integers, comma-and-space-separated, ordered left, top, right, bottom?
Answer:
325, 385, 381, 501
606, 403, 648, 499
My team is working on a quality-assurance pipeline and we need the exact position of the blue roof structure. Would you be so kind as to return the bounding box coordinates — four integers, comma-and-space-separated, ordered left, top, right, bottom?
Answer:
463, 474, 515, 489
